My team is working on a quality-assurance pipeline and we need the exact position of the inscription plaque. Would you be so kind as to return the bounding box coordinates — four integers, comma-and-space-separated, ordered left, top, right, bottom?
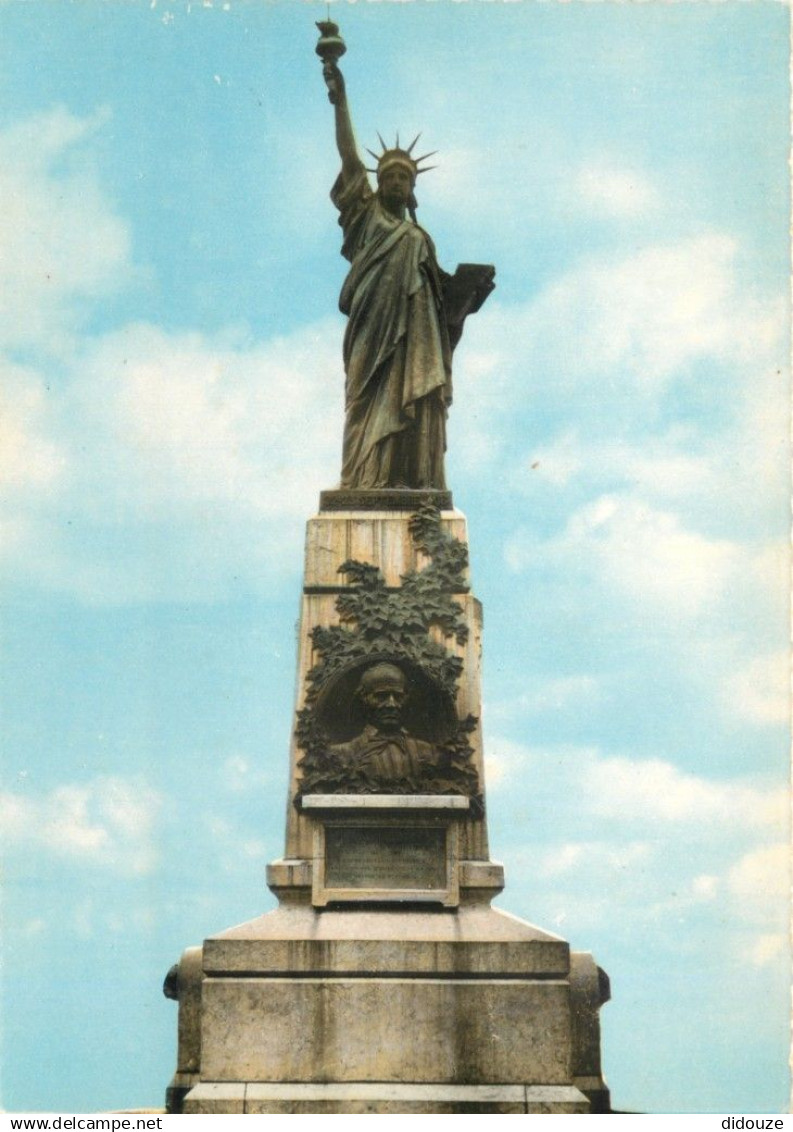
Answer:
305, 796, 469, 908
325, 825, 447, 890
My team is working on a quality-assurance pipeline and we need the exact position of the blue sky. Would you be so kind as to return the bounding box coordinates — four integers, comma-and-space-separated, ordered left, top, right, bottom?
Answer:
0, 0, 789, 1115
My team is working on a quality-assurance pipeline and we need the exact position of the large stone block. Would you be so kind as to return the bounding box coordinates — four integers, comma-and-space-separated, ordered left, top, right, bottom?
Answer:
303, 509, 469, 589
203, 904, 571, 977
200, 975, 573, 1084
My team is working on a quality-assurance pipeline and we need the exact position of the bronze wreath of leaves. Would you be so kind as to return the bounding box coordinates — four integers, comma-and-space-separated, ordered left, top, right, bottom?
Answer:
295, 503, 482, 814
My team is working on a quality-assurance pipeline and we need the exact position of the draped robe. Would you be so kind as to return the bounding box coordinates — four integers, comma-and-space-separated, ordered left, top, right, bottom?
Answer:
332, 168, 452, 490
330, 724, 434, 786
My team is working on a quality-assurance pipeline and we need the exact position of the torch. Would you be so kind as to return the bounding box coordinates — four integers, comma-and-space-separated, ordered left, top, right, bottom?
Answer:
315, 19, 346, 104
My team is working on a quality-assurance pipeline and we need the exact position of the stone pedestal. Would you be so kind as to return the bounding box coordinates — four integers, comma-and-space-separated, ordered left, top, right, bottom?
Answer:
171, 902, 606, 1114
165, 501, 611, 1114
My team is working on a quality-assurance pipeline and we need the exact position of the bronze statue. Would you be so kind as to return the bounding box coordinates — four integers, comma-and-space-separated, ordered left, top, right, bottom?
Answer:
328, 662, 435, 785
317, 22, 494, 492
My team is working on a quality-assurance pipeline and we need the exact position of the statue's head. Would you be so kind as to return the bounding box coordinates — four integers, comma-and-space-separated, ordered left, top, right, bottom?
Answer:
377, 157, 415, 216
366, 134, 437, 218
356, 662, 407, 734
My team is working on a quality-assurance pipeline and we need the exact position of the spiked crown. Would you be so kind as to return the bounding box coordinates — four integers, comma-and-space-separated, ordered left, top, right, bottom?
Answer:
365, 132, 437, 184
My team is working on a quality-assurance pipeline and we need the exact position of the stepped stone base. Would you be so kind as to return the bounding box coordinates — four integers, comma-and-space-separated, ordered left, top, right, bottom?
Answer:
167, 904, 610, 1114
185, 1082, 590, 1114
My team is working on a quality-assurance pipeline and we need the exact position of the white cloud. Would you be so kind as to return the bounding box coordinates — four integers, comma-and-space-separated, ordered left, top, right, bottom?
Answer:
487, 737, 787, 837
583, 234, 782, 382
452, 234, 785, 466
430, 145, 483, 217
66, 897, 156, 940
503, 485, 786, 740
484, 735, 533, 789
523, 428, 718, 500
727, 843, 790, 912
573, 160, 660, 219
517, 353, 788, 536
222, 754, 270, 793
747, 933, 786, 969
506, 492, 751, 622
532, 840, 652, 880
722, 652, 790, 727
21, 918, 47, 938
491, 234, 782, 394
204, 812, 271, 875
485, 738, 788, 961
691, 874, 719, 902
1, 316, 345, 601
570, 495, 741, 614
425, 123, 662, 243
77, 318, 343, 518
488, 674, 601, 724
0, 361, 65, 491
0, 107, 134, 354
584, 755, 787, 831
725, 847, 791, 968
2, 105, 349, 601
0, 776, 161, 875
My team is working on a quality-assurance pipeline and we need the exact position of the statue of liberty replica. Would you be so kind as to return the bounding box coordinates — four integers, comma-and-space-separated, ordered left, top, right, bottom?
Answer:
163, 21, 612, 1114
319, 22, 494, 492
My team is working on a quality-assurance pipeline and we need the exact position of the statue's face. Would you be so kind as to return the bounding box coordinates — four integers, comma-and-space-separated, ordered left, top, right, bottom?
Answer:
360, 673, 407, 733
378, 165, 413, 214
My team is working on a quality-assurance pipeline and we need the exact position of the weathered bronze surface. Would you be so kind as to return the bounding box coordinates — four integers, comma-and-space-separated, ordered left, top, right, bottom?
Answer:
294, 505, 480, 808
319, 24, 495, 491
327, 663, 440, 785
319, 487, 453, 512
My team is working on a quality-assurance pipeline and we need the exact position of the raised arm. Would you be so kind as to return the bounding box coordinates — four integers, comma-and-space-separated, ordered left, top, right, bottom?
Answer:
323, 62, 365, 183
